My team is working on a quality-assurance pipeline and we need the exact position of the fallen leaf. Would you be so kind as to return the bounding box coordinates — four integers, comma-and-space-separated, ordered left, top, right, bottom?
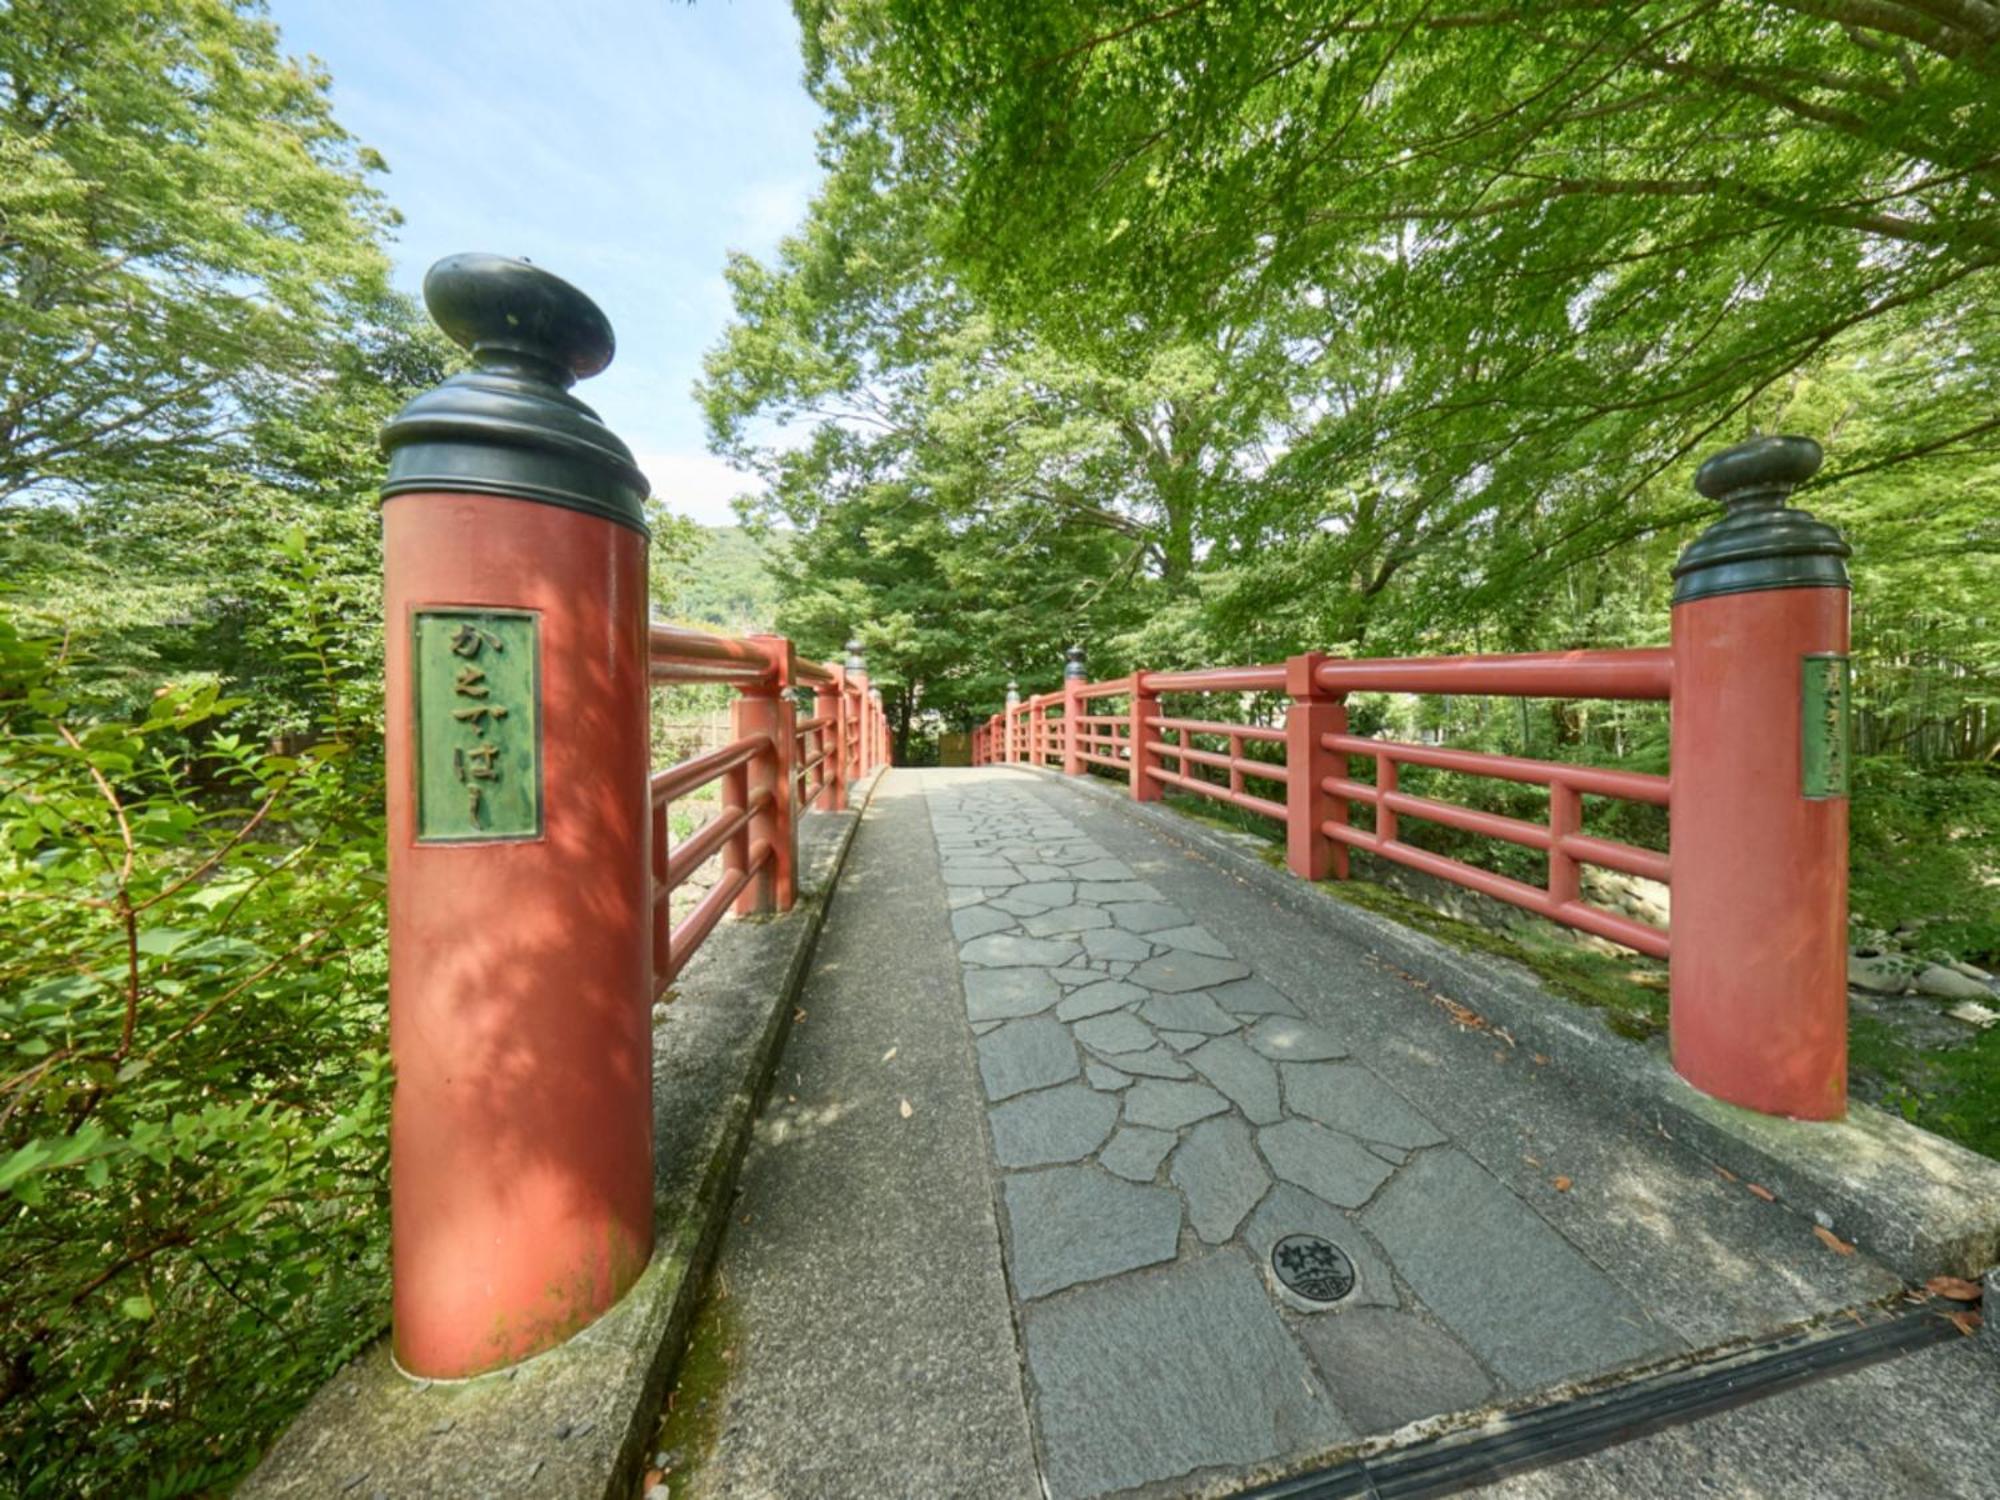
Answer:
882, 1046, 898, 1062
1437, 996, 1488, 1030
1523, 1155, 1542, 1168
793, 1008, 807, 1023
898, 1098, 913, 1118
1532, 1053, 1549, 1066
1714, 1165, 1738, 1183
645, 1470, 664, 1488
1925, 1275, 1982, 1302
1947, 1310, 1982, 1337
1746, 1182, 1776, 1202
1812, 1225, 1855, 1255
1553, 1176, 1573, 1192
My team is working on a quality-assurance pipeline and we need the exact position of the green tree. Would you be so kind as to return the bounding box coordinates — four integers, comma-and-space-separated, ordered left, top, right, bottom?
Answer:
1, 0, 396, 507
794, 0, 1996, 647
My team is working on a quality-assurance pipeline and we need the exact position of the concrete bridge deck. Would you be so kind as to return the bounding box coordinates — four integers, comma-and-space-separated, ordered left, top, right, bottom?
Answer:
678, 767, 1998, 1499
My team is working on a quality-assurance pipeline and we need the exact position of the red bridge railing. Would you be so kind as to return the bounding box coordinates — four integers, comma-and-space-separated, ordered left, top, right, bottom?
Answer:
973, 437, 1855, 1126
648, 626, 886, 994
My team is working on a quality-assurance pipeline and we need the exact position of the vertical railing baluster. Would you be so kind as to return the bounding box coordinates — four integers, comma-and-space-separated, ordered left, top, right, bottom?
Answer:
1547, 780, 1581, 910
1377, 753, 1399, 844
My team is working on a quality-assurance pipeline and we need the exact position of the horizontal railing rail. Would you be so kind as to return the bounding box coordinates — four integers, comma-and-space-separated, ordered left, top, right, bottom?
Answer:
647, 623, 888, 993
977, 647, 1674, 962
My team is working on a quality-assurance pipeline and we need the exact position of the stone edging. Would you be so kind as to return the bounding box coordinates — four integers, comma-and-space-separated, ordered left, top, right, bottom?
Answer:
1012, 766, 2000, 1284
241, 769, 886, 1499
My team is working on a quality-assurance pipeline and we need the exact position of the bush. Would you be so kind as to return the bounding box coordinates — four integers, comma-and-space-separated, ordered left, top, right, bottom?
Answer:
0, 559, 390, 1495
1849, 755, 2000, 964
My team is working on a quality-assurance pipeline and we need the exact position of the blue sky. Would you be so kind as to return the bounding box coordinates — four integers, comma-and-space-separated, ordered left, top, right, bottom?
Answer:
271, 0, 824, 524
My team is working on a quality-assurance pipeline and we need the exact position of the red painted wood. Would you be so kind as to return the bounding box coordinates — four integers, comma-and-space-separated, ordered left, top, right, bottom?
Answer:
1322, 734, 1671, 805
730, 636, 797, 916
1314, 647, 1672, 700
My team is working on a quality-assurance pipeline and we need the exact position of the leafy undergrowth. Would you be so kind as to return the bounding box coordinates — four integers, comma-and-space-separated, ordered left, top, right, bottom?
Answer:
1, 568, 392, 1494
1850, 1015, 2000, 1163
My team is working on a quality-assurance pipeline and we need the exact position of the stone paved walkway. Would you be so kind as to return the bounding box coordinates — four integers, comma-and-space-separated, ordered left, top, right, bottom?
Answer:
687, 768, 1997, 1500
925, 777, 1685, 1498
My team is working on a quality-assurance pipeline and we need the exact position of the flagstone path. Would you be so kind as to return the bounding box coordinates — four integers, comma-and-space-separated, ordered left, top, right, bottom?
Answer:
685, 768, 1982, 1500
924, 777, 1679, 1497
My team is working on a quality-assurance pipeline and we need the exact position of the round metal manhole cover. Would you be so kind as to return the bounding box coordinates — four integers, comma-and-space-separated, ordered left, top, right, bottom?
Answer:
1271, 1234, 1356, 1304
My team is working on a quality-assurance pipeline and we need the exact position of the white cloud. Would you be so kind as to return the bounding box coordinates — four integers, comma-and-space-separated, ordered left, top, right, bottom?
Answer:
634, 449, 764, 528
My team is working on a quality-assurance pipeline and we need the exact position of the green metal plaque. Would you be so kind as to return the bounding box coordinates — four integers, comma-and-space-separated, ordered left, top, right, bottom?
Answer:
1801, 653, 1851, 800
413, 609, 543, 842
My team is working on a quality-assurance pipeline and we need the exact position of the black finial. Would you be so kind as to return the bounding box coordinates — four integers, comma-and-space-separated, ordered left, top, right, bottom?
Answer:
1064, 644, 1087, 680
1673, 435, 1849, 603
381, 253, 648, 533
845, 638, 865, 672
422, 253, 615, 388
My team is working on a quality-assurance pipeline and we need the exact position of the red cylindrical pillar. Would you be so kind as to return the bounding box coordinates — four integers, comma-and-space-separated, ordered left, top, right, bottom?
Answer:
379, 255, 654, 1377
1062, 645, 1087, 775
1130, 675, 1162, 801
1669, 436, 1853, 1120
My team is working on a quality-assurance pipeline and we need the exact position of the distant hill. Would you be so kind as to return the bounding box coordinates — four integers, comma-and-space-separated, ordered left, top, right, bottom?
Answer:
659, 525, 791, 634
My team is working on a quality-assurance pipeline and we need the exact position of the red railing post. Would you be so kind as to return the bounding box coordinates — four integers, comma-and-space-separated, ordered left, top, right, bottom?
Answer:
814, 668, 847, 811
1129, 673, 1162, 801
1283, 652, 1349, 881
378, 254, 652, 1377
1062, 645, 1086, 774
844, 638, 871, 777
1546, 781, 1582, 908
1669, 436, 1852, 1120
731, 635, 797, 915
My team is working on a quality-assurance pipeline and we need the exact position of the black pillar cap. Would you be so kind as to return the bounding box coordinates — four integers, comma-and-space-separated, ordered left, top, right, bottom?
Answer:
1064, 644, 1087, 679
845, 638, 865, 671
1672, 435, 1850, 604
380, 253, 650, 535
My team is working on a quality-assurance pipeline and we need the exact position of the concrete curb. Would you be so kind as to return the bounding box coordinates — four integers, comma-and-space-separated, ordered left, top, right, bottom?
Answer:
242, 769, 886, 1499
1013, 765, 2000, 1284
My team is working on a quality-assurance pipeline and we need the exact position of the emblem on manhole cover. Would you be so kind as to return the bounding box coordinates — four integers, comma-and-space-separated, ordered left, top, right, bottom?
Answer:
1271, 1234, 1355, 1304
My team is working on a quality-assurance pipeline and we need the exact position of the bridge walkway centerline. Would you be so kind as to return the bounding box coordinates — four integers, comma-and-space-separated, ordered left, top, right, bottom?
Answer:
677, 766, 1995, 1499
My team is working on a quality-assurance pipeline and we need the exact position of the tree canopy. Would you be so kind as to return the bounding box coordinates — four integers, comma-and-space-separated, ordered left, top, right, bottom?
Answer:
706, 0, 1995, 745
2, 0, 398, 508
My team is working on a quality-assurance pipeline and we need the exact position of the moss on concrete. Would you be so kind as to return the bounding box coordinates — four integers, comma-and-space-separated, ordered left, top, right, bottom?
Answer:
1320, 876, 1670, 1042
646, 1271, 739, 1497
1851, 1014, 2000, 1163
